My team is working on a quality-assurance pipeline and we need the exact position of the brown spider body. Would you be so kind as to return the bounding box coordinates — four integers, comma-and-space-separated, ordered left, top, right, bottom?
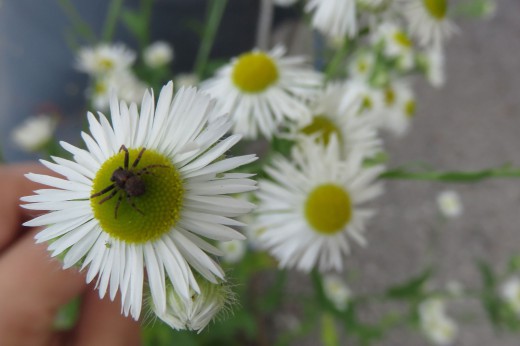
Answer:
90, 145, 168, 218
111, 167, 146, 197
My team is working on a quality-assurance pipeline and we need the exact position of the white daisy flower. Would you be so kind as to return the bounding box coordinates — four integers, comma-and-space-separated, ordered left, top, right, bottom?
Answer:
306, 0, 358, 38
436, 190, 463, 219
322, 274, 351, 310
12, 114, 57, 152
402, 0, 456, 47
22, 82, 257, 320
143, 41, 174, 69
76, 43, 136, 76
419, 298, 458, 345
500, 276, 520, 316
348, 51, 376, 81
153, 278, 232, 333
255, 137, 384, 272
202, 46, 323, 139
291, 83, 382, 159
375, 81, 416, 136
372, 22, 415, 70
217, 239, 247, 264
90, 70, 148, 111
174, 73, 200, 89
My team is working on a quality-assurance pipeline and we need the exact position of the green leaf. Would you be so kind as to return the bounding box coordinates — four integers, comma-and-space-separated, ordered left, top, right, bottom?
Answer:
121, 10, 147, 45
386, 269, 432, 300
321, 313, 339, 346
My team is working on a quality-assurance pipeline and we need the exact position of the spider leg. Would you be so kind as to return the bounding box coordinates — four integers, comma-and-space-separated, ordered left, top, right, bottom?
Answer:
99, 188, 118, 205
114, 194, 124, 219
132, 147, 147, 168
119, 145, 129, 169
91, 184, 116, 198
136, 165, 169, 176
127, 195, 145, 215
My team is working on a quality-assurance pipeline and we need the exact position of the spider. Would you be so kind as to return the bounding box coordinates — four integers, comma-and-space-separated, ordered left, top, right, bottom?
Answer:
90, 145, 168, 219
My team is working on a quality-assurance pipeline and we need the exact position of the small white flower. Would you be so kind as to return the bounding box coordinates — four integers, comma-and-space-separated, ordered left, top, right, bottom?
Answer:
374, 81, 416, 136
12, 114, 57, 152
402, 0, 457, 47
372, 22, 415, 70
500, 276, 520, 316
90, 70, 148, 111
202, 46, 322, 139
76, 43, 136, 76
143, 41, 174, 68
323, 274, 351, 310
306, 0, 358, 38
419, 298, 458, 345
153, 279, 231, 333
290, 83, 382, 159
348, 51, 376, 81
437, 190, 463, 218
22, 82, 257, 320
218, 239, 246, 264
255, 137, 384, 272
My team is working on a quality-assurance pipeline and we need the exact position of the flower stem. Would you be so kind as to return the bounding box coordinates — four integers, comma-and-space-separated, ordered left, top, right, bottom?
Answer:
194, 0, 228, 79
57, 0, 97, 44
381, 165, 520, 182
256, 0, 274, 50
325, 38, 350, 81
102, 0, 125, 42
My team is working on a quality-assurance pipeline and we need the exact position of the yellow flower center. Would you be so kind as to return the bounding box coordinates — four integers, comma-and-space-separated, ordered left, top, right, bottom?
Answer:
360, 96, 373, 112
384, 87, 396, 106
91, 148, 184, 243
393, 31, 412, 48
301, 115, 341, 145
99, 57, 115, 71
405, 99, 416, 118
423, 0, 447, 20
94, 80, 107, 95
232, 52, 279, 93
304, 184, 352, 235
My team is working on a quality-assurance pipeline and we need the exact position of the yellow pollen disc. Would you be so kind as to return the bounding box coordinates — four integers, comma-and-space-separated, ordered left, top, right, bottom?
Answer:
232, 52, 279, 93
393, 31, 412, 48
301, 115, 341, 145
384, 88, 396, 106
99, 57, 115, 70
357, 60, 368, 73
361, 96, 373, 112
91, 148, 184, 243
304, 184, 352, 235
405, 100, 416, 118
94, 80, 107, 95
423, 0, 447, 20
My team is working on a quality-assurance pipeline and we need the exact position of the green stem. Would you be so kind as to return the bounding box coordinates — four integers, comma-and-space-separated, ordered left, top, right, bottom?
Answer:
325, 38, 350, 81
139, 0, 154, 50
57, 0, 97, 43
102, 0, 125, 42
194, 0, 228, 79
381, 165, 520, 182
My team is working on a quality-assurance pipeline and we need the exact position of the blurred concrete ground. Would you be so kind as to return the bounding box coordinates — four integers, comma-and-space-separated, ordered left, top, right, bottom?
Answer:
275, 1, 520, 345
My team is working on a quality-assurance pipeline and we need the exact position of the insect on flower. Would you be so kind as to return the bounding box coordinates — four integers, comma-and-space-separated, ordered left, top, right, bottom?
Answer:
90, 144, 168, 218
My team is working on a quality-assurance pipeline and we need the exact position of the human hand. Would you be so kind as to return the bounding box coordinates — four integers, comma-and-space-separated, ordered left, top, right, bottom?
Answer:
0, 163, 141, 346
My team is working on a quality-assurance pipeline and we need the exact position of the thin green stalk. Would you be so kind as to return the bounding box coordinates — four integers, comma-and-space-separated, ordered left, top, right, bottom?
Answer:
194, 0, 228, 79
139, 0, 154, 49
325, 38, 350, 81
57, 0, 97, 43
102, 0, 125, 42
381, 165, 520, 182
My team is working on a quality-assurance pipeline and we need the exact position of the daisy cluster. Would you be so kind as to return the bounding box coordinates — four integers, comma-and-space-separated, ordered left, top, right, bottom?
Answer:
19, 0, 493, 338
76, 41, 174, 110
